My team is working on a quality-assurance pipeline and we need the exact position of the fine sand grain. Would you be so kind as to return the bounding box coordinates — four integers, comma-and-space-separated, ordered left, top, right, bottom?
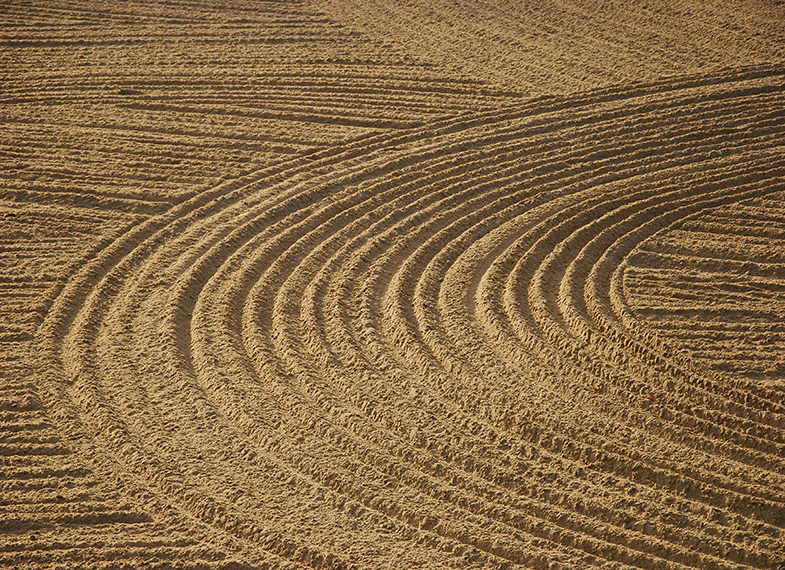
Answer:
1, 1, 784, 568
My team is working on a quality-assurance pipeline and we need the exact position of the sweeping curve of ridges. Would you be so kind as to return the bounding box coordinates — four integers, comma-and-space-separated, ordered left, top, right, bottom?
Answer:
35, 67, 785, 569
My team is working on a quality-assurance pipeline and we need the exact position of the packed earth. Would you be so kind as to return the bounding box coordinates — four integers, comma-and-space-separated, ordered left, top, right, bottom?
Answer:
1, 1, 785, 568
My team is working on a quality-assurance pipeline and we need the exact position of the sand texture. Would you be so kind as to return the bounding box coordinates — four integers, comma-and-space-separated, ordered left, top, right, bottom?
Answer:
2, 1, 785, 568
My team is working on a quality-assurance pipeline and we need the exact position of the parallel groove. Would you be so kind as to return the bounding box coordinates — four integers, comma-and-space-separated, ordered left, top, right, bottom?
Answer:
3, 0, 784, 567
22, 69, 781, 568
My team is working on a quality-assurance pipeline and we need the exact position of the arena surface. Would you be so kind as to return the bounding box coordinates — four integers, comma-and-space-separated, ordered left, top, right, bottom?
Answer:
1, 1, 785, 568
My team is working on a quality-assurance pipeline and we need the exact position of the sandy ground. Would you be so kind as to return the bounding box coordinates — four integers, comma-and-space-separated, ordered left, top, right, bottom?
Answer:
2, 1, 785, 568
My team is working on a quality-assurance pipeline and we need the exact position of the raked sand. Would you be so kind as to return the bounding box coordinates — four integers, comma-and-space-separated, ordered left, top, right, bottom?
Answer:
1, 1, 785, 568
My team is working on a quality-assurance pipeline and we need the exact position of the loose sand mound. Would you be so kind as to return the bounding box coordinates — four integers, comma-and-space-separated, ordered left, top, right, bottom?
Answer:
1, 1, 784, 569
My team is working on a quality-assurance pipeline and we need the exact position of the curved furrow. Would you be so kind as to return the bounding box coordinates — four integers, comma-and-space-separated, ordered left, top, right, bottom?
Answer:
416, 129, 784, 474
298, 83, 784, 564
562, 178, 785, 435
486, 180, 780, 486
39, 122, 525, 568
304, 184, 688, 564
185, 83, 784, 564
53, 171, 430, 567
404, 212, 776, 564
53, 103, 624, 568
234, 159, 594, 567
23, 64, 785, 569
9, 0, 785, 566
521, 174, 785, 463
243, 74, 776, 564
377, 212, 736, 569
283, 185, 663, 567
416, 86, 784, 560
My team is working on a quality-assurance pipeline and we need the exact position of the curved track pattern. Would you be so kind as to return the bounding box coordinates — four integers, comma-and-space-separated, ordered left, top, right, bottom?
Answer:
3, 1, 785, 568
25, 68, 785, 569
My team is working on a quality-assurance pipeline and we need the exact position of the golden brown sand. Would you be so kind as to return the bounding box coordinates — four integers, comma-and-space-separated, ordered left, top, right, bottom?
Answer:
1, 1, 784, 568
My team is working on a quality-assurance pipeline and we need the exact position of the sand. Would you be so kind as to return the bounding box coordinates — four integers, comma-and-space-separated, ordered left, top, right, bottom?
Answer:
1, 1, 784, 568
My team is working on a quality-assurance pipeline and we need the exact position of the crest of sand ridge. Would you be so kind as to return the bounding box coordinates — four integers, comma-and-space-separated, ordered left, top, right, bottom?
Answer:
1, 1, 785, 569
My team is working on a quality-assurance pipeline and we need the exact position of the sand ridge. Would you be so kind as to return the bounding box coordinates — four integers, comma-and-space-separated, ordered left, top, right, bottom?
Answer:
1, 1, 785, 569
